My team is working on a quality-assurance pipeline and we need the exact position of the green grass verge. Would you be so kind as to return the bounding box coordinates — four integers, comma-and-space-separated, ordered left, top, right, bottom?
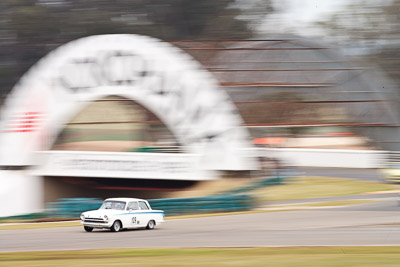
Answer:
1, 247, 400, 266
55, 128, 144, 143
256, 176, 398, 201
302, 199, 378, 207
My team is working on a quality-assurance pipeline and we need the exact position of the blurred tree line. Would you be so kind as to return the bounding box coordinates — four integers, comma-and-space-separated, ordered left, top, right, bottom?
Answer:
0, 0, 273, 101
317, 0, 400, 88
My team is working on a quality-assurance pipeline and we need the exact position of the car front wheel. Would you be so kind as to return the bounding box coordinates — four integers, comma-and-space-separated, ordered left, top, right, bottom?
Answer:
111, 220, 122, 232
84, 226, 93, 232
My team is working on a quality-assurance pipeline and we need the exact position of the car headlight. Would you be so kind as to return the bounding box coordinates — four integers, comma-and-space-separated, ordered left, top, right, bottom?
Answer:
104, 215, 108, 222
80, 214, 85, 220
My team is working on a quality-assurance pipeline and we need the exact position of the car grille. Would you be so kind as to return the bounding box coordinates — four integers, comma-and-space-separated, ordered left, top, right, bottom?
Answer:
84, 218, 106, 223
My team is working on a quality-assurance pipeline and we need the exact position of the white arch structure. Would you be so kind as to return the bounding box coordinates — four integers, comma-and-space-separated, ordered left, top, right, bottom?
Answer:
0, 34, 256, 170
0, 35, 257, 216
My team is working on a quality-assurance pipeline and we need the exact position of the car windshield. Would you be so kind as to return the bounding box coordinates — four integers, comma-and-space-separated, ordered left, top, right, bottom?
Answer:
100, 201, 126, 210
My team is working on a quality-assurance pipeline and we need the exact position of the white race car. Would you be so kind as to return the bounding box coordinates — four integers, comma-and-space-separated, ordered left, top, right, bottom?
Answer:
80, 197, 164, 232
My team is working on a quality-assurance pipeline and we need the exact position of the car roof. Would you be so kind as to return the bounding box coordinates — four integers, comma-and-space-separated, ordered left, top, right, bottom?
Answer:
104, 197, 147, 202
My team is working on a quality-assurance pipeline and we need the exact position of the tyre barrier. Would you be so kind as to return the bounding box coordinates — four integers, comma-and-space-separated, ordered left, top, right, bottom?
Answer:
0, 212, 49, 221
0, 176, 291, 221
0, 194, 255, 221
45, 198, 103, 218
47, 194, 255, 217
149, 194, 255, 216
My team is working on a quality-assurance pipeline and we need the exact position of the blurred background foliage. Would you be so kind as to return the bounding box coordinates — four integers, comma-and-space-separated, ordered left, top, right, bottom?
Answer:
0, 0, 274, 99
315, 0, 400, 90
1, 0, 400, 108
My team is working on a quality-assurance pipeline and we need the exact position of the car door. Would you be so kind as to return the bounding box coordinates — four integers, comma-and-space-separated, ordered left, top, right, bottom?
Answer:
138, 200, 151, 227
126, 201, 140, 228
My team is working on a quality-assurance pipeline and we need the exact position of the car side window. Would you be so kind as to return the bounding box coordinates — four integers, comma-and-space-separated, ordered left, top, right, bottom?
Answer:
127, 202, 139, 210
138, 201, 150, 210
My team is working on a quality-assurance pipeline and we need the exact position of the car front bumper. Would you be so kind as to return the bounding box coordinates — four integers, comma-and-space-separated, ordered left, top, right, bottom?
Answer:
81, 221, 113, 228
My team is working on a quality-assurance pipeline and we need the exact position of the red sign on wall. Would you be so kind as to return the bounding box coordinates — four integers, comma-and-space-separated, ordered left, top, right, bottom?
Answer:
5, 112, 43, 133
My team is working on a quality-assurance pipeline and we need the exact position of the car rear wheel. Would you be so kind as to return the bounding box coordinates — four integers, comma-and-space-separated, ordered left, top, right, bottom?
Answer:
146, 220, 155, 230
84, 226, 93, 232
111, 220, 122, 232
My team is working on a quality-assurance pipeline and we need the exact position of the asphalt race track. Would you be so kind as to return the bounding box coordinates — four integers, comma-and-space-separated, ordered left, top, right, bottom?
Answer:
2, 199, 400, 252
